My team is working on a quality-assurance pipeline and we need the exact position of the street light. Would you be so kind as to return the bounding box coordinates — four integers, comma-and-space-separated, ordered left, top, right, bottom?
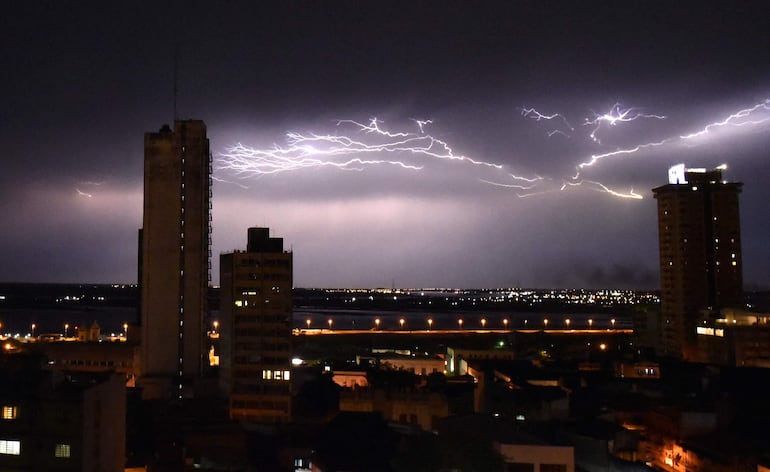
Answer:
375, 318, 381, 329
611, 318, 616, 329
213, 320, 219, 333
64, 323, 69, 337
565, 318, 571, 328
543, 318, 549, 328
481, 318, 487, 329
427, 318, 433, 330
31, 323, 36, 338
458, 319, 463, 329
306, 319, 311, 330
503, 318, 509, 329
123, 323, 128, 339
588, 318, 593, 328
399, 318, 405, 329
327, 319, 333, 330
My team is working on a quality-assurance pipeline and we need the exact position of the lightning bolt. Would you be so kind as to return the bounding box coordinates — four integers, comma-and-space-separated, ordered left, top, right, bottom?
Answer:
412, 119, 433, 134
572, 98, 770, 176
575, 139, 669, 176
479, 174, 543, 190
75, 188, 93, 198
547, 130, 570, 138
218, 98, 770, 203
521, 107, 574, 137
680, 99, 770, 140
218, 118, 503, 181
584, 103, 666, 144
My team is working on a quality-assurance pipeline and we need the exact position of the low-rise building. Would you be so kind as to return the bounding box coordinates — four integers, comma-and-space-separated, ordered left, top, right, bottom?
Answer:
339, 389, 449, 431
0, 354, 126, 471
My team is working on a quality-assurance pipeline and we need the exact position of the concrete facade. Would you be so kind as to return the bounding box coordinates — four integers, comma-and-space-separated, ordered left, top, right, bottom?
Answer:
653, 165, 743, 359
220, 228, 293, 422
139, 120, 212, 399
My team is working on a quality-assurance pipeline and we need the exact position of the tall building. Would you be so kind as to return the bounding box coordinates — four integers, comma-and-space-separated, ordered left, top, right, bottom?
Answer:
139, 120, 212, 399
220, 228, 293, 423
653, 164, 743, 359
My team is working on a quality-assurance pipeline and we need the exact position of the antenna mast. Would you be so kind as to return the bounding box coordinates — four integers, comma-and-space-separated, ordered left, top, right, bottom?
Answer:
173, 44, 178, 121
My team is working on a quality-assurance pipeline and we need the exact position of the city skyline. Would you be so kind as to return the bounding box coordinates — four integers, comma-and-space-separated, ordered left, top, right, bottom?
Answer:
2, 2, 769, 289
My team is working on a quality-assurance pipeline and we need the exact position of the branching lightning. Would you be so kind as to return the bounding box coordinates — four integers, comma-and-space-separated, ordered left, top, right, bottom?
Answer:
680, 99, 770, 140
217, 98, 770, 202
584, 103, 666, 144
412, 119, 433, 134
521, 107, 574, 137
218, 118, 503, 181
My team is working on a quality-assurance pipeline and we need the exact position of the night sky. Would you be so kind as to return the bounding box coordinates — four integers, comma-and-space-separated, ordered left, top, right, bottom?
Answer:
2, 2, 769, 289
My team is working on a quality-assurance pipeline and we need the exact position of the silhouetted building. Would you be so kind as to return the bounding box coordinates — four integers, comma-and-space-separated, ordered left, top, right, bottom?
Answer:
653, 164, 743, 359
139, 120, 212, 399
220, 228, 293, 422
0, 355, 126, 471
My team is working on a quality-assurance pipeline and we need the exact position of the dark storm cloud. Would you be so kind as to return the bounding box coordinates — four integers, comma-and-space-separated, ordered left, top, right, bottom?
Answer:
1, 1, 769, 288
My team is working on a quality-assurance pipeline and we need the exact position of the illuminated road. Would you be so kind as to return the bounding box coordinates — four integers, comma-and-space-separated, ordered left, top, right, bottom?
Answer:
294, 328, 632, 336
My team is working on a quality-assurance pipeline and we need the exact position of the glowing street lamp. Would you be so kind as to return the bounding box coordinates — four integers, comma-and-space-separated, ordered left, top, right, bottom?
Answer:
427, 318, 433, 330
64, 323, 69, 337
213, 320, 219, 333
399, 318, 405, 329
306, 319, 311, 330
611, 318, 616, 329
503, 318, 509, 330
327, 319, 333, 330
123, 323, 128, 338
375, 318, 381, 329
458, 319, 464, 329
481, 318, 487, 329
588, 318, 593, 328
565, 318, 571, 328
543, 318, 549, 328
31, 323, 36, 338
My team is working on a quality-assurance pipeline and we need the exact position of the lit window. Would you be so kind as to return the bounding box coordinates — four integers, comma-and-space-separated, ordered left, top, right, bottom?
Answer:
55, 444, 71, 458
262, 370, 272, 380
2, 406, 16, 420
0, 440, 20, 455
234, 300, 243, 307
283, 370, 290, 381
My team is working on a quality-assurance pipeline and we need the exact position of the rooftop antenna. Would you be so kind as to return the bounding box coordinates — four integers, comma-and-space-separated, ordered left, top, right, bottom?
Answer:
173, 43, 178, 121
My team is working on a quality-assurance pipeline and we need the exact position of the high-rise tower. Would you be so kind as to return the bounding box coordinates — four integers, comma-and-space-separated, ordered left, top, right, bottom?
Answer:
653, 164, 743, 359
220, 227, 293, 423
139, 120, 212, 399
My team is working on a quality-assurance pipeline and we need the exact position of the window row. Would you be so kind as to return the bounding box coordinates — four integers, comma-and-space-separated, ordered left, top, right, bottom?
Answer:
0, 439, 71, 458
